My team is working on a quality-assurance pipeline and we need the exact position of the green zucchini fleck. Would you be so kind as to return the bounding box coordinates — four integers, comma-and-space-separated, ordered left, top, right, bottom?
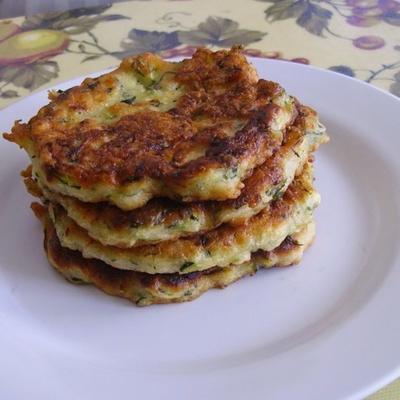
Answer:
180, 261, 195, 272
224, 166, 238, 180
56, 175, 81, 190
271, 179, 287, 201
148, 71, 177, 90
70, 276, 84, 283
168, 221, 184, 229
136, 295, 148, 305
121, 96, 136, 105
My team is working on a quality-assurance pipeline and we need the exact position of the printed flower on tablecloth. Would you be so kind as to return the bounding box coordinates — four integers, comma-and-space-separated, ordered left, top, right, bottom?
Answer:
259, 0, 388, 49
328, 65, 355, 77
176, 16, 266, 46
114, 30, 181, 59
353, 35, 386, 49
0, 61, 59, 94
390, 70, 400, 96
114, 16, 266, 59
260, 0, 333, 36
113, 14, 302, 65
20, 6, 129, 33
388, 45, 400, 96
116, 16, 308, 67
329, 44, 400, 97
0, 6, 128, 99
346, 0, 400, 27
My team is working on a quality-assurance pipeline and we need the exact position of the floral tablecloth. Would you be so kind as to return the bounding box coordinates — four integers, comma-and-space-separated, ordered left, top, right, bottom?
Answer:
0, 0, 399, 397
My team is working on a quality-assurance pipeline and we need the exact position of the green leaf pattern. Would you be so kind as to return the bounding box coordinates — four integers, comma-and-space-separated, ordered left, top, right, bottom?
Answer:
0, 1, 398, 102
177, 17, 266, 46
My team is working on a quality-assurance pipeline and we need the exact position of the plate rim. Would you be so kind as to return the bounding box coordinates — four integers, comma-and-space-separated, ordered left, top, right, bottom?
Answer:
1, 57, 400, 400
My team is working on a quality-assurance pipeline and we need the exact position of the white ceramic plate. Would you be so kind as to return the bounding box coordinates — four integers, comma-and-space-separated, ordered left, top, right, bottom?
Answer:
1, 58, 400, 400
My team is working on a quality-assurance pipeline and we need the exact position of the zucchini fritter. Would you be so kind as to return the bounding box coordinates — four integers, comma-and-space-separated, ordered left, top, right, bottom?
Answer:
25, 105, 327, 247
5, 47, 297, 210
33, 202, 315, 306
48, 162, 319, 274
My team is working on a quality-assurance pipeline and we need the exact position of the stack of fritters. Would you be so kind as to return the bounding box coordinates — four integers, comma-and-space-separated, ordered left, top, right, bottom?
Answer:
4, 47, 328, 306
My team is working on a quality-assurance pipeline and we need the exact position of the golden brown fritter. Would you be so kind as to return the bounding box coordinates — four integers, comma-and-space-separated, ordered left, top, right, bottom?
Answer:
5, 47, 297, 210
33, 202, 315, 306
24, 105, 327, 247
49, 162, 319, 274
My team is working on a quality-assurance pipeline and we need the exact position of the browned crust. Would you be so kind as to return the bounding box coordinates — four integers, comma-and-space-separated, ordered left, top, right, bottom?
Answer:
24, 106, 320, 246
33, 202, 313, 306
4, 47, 292, 190
47, 160, 317, 276
27, 175, 207, 229
225, 104, 317, 210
